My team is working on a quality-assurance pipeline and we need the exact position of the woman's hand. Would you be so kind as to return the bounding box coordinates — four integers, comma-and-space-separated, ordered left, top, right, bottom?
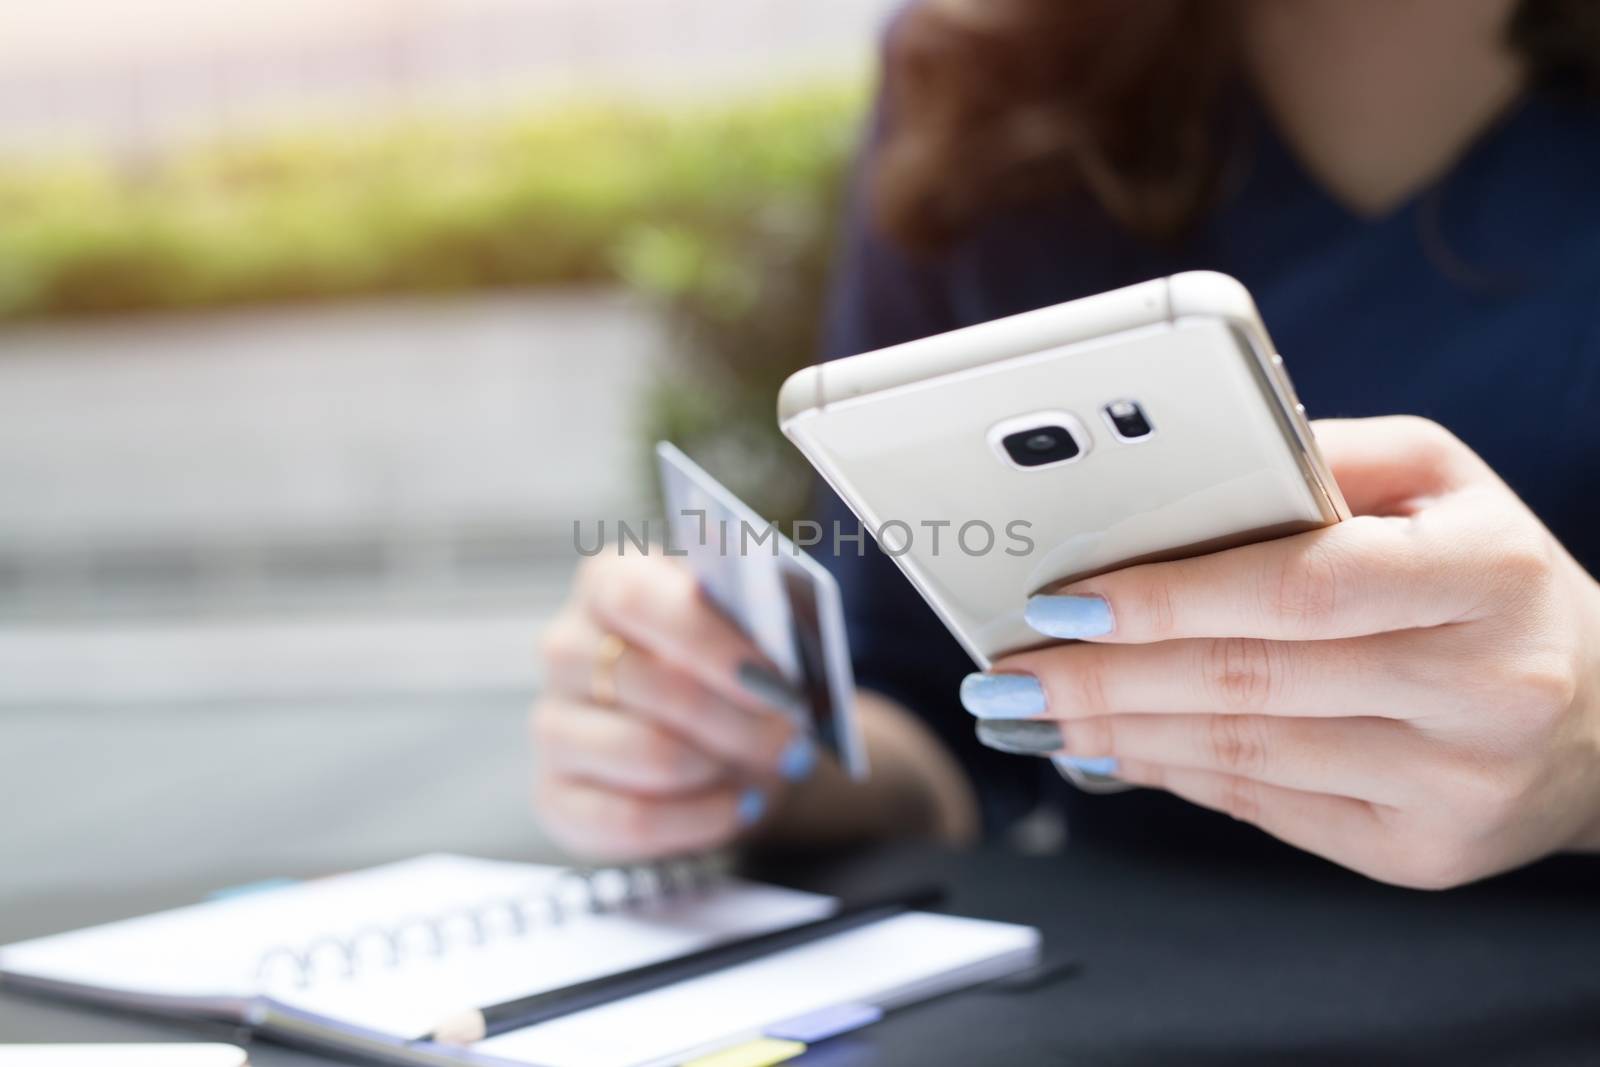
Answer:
961, 416, 1600, 888
532, 552, 818, 861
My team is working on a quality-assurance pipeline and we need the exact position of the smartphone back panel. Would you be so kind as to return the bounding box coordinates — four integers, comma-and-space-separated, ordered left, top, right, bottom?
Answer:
780, 274, 1345, 669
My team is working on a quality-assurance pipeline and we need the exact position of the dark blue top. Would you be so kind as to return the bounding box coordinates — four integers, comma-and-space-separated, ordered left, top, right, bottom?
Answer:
816, 85, 1600, 856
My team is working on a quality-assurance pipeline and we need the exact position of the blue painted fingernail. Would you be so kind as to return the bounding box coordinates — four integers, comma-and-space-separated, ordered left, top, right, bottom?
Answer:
1060, 756, 1120, 776
1025, 595, 1114, 638
736, 787, 767, 827
960, 673, 1046, 719
778, 734, 818, 781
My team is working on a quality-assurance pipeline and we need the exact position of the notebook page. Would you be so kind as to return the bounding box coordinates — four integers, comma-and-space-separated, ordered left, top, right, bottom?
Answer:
477, 911, 1042, 1067
0, 855, 547, 1000
0, 852, 832, 1033
266, 879, 836, 1038
1, 851, 563, 1004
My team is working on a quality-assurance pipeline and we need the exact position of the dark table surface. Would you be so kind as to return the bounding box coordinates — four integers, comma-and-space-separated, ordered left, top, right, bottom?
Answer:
5, 839, 1600, 1066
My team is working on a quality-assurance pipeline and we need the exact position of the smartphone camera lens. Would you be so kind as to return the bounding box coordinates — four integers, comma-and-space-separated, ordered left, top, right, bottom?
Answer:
1104, 400, 1153, 440
1001, 425, 1081, 467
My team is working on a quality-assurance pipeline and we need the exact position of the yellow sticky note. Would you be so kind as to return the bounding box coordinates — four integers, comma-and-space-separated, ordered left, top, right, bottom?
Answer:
681, 1038, 807, 1067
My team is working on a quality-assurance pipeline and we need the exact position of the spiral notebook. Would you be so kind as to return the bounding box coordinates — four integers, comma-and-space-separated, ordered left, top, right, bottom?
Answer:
0, 855, 1040, 1067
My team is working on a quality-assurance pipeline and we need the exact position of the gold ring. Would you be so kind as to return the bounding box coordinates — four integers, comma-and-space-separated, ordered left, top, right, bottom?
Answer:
591, 633, 626, 705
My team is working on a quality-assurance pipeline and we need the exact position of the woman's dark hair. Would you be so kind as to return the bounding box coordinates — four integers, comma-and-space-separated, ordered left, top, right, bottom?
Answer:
873, 0, 1600, 251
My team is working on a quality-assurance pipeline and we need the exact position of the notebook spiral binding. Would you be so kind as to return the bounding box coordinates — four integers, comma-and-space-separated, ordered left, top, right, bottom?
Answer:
253, 856, 726, 990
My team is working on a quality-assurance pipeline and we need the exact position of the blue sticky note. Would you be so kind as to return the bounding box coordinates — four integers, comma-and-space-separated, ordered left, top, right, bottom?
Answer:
765, 1003, 882, 1043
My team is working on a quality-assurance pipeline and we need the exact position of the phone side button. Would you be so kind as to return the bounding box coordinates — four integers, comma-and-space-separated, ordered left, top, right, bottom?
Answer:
1271, 353, 1306, 413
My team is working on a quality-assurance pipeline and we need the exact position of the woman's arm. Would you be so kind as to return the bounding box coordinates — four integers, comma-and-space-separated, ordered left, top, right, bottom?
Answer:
760, 690, 980, 846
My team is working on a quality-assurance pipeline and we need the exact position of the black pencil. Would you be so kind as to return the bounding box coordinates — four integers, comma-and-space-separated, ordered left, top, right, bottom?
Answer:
421, 884, 944, 1045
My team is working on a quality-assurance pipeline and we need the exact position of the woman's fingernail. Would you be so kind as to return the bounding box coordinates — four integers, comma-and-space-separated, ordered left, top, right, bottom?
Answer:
736, 787, 767, 827
737, 661, 808, 718
778, 734, 818, 781
960, 672, 1046, 719
1059, 755, 1120, 776
1025, 595, 1114, 639
976, 720, 1063, 756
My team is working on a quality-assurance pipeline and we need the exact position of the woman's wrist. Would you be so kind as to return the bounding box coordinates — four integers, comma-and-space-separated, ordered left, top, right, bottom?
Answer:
855, 690, 981, 843
1564, 573, 1600, 853
757, 689, 979, 847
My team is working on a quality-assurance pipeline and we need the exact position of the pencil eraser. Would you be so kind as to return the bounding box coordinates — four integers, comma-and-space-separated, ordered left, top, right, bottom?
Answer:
765, 1002, 882, 1043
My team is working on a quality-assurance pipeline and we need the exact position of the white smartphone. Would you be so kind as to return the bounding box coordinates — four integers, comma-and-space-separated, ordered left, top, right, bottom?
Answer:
778, 272, 1348, 792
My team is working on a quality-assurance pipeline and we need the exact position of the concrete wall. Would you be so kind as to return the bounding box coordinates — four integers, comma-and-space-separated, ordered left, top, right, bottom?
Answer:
0, 289, 668, 618
0, 289, 673, 707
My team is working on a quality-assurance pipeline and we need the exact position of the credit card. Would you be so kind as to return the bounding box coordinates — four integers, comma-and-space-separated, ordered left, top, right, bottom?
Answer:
656, 442, 867, 778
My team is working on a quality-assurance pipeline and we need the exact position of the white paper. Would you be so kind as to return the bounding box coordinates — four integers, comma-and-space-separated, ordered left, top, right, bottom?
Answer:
477, 912, 1042, 1067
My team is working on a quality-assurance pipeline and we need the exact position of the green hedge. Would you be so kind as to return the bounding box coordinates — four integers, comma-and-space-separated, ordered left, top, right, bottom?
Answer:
0, 85, 863, 321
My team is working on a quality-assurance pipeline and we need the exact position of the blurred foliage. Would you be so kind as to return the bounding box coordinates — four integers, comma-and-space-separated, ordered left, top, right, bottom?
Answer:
0, 84, 863, 522
0, 85, 861, 323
